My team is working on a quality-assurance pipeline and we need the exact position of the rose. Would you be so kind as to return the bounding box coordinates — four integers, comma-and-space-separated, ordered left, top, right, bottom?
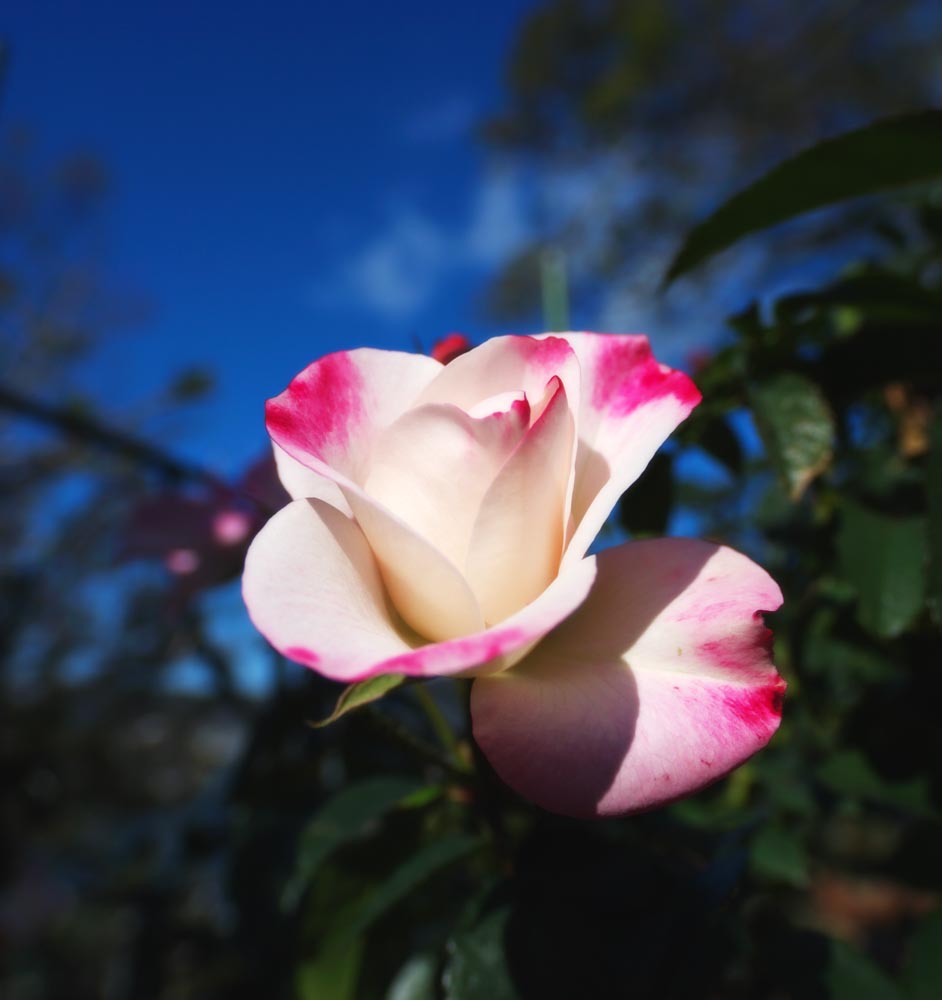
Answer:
243, 333, 785, 817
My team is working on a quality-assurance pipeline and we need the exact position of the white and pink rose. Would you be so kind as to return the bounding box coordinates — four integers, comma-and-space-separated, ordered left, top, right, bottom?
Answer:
242, 333, 785, 817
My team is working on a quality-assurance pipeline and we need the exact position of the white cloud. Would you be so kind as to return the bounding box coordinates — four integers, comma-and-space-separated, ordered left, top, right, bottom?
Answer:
343, 210, 451, 318
323, 167, 534, 321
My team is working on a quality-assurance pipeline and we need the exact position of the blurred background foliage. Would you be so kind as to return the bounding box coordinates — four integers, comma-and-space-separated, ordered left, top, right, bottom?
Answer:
2, 5, 942, 999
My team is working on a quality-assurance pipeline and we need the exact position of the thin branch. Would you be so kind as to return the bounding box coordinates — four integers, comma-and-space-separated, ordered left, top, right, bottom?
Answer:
0, 382, 221, 487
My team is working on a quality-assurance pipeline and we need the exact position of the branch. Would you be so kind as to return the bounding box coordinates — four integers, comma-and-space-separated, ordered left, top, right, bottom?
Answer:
0, 382, 221, 487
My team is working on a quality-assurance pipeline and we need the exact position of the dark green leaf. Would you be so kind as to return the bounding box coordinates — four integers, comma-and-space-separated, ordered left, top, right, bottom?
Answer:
323, 834, 481, 949
387, 953, 438, 1000
818, 750, 933, 816
696, 416, 743, 476
928, 407, 942, 629
296, 936, 363, 1000
903, 910, 942, 1000
751, 373, 835, 499
617, 451, 673, 535
827, 941, 903, 1000
837, 502, 927, 638
281, 776, 426, 911
444, 907, 518, 1000
310, 673, 406, 728
749, 824, 810, 888
665, 110, 942, 283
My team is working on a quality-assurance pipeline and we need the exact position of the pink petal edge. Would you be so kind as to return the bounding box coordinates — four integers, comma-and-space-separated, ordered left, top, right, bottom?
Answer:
470, 537, 784, 818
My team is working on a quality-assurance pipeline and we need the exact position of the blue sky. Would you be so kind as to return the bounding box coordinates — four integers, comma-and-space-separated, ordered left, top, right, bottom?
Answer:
3, 1, 547, 475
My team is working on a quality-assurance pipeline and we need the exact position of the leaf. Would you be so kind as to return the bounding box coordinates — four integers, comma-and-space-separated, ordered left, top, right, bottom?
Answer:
903, 910, 942, 1000
296, 935, 363, 1000
748, 824, 810, 888
617, 451, 673, 535
665, 110, 942, 283
750, 373, 835, 499
281, 776, 426, 911
817, 749, 933, 817
386, 953, 438, 1000
827, 941, 903, 1000
444, 906, 518, 1000
322, 834, 481, 950
310, 673, 406, 727
928, 407, 942, 629
837, 502, 927, 639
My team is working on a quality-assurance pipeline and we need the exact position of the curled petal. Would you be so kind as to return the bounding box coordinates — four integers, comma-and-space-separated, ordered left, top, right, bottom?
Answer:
470, 538, 784, 818
543, 334, 700, 564
417, 335, 581, 422
243, 498, 599, 682
272, 444, 351, 514
364, 398, 529, 569
465, 377, 575, 624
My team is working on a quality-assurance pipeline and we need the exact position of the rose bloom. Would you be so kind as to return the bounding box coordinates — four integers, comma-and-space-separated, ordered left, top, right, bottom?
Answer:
243, 334, 784, 817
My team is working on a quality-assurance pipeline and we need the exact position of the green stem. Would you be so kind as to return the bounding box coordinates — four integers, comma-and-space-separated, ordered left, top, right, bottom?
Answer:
413, 682, 466, 769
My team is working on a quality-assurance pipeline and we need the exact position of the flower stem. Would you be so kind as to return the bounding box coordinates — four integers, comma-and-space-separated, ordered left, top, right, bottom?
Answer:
413, 682, 467, 770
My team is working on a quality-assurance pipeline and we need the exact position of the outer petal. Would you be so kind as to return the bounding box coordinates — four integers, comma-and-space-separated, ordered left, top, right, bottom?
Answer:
266, 349, 482, 642
242, 497, 599, 682
243, 498, 413, 681
465, 377, 575, 625
543, 334, 701, 565
272, 443, 351, 514
470, 538, 784, 818
266, 347, 443, 485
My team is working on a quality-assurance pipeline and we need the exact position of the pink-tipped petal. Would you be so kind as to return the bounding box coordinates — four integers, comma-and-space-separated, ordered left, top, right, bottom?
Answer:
465, 377, 575, 624
266, 348, 442, 486
417, 335, 581, 420
471, 537, 784, 818
364, 398, 529, 569
266, 350, 483, 641
541, 334, 700, 564
242, 498, 599, 682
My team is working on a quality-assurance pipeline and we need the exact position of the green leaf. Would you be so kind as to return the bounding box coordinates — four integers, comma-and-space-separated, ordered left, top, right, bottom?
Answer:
928, 407, 942, 629
665, 110, 942, 283
296, 935, 364, 1000
818, 749, 933, 816
444, 906, 518, 1000
750, 373, 835, 499
282, 776, 426, 911
310, 673, 406, 728
903, 910, 942, 1000
837, 502, 927, 638
386, 953, 438, 1000
827, 941, 903, 1000
749, 824, 810, 888
323, 834, 481, 950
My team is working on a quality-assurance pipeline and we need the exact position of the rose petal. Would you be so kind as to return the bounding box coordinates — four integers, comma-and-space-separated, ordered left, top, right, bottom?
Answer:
364, 398, 529, 569
243, 497, 600, 682
343, 486, 485, 642
542, 334, 700, 565
417, 335, 581, 421
243, 498, 413, 681
266, 349, 483, 641
470, 537, 784, 817
272, 443, 352, 514
266, 347, 442, 486
465, 376, 576, 624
